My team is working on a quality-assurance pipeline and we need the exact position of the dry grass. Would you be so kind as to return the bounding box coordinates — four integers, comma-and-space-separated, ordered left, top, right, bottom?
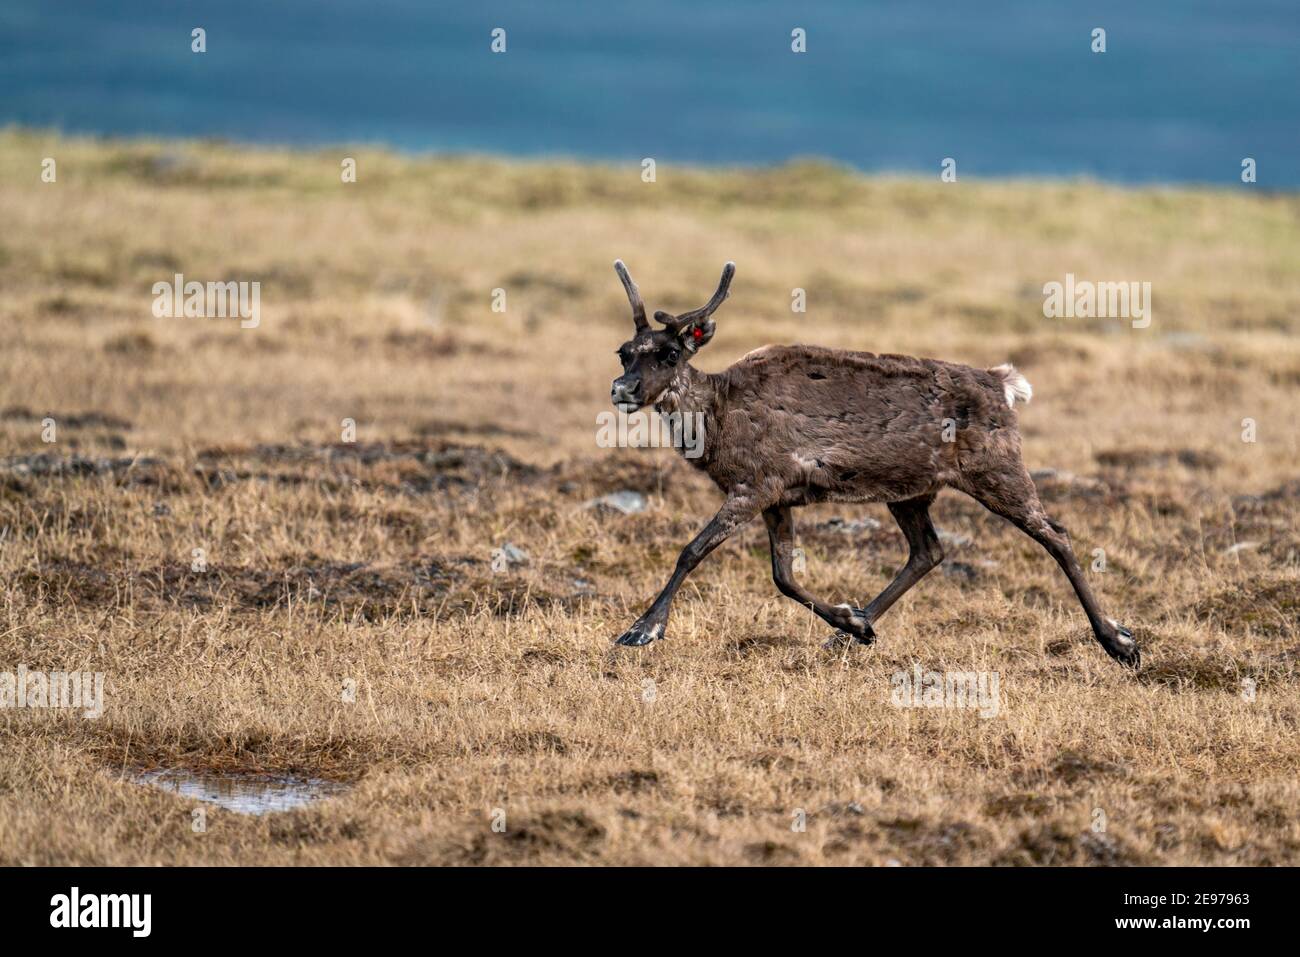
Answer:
0, 129, 1297, 865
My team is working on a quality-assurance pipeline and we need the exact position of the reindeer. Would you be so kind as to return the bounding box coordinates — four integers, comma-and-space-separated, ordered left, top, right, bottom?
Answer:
608, 260, 1140, 667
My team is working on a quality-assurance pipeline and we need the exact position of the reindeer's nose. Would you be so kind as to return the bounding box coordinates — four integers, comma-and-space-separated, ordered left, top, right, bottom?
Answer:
611, 377, 640, 410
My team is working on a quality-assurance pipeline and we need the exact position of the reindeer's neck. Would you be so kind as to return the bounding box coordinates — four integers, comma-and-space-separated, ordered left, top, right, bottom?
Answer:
654, 364, 721, 464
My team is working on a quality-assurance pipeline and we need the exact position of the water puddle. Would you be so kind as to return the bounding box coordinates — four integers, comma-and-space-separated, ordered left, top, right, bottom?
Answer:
129, 769, 350, 815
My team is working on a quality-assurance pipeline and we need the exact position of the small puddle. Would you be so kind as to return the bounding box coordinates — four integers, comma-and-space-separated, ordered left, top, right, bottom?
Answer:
129, 769, 350, 815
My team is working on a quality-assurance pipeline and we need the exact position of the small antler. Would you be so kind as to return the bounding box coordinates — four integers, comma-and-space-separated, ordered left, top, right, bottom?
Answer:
613, 260, 649, 332
655, 262, 735, 331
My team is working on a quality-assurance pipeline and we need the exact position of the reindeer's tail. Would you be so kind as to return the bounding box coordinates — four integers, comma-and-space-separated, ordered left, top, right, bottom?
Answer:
989, 363, 1033, 409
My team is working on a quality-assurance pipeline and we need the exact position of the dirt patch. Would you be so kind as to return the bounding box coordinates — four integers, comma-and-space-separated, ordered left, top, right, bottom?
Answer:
519, 647, 567, 667
449, 810, 606, 864
553, 454, 686, 498
798, 515, 897, 557
17, 559, 119, 606
500, 730, 569, 756
318, 503, 426, 533
1043, 637, 1080, 657
195, 441, 541, 495
1011, 750, 1128, 788
1049, 751, 1128, 786
1007, 339, 1095, 367
18, 550, 591, 623
0, 453, 171, 488
91, 726, 365, 782
731, 633, 801, 657
1234, 479, 1300, 512
1139, 653, 1264, 693
984, 793, 1053, 818
603, 769, 661, 795
746, 749, 805, 773
862, 816, 992, 865
1029, 468, 1121, 504
744, 840, 802, 864
0, 407, 133, 430
414, 418, 533, 440
499, 810, 606, 854
1194, 578, 1300, 639
995, 823, 1145, 865
1095, 447, 1221, 471
19, 556, 455, 619
268, 815, 367, 845
103, 330, 160, 356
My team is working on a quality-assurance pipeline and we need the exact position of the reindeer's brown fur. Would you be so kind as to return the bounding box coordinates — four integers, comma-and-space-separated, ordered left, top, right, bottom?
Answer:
609, 261, 1139, 666
663, 345, 1019, 504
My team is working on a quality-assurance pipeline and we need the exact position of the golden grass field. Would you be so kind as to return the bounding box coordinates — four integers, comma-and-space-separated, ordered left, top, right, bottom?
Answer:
0, 128, 1297, 865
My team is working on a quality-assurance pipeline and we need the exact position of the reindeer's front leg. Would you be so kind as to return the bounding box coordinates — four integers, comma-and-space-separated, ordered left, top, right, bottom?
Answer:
614, 497, 757, 646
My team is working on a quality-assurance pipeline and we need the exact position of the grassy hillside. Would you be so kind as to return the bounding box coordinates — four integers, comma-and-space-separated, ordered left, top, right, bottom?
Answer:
1, 129, 1297, 864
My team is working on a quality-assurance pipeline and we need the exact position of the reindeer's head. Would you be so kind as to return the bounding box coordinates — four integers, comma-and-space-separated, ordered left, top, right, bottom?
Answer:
609, 260, 734, 411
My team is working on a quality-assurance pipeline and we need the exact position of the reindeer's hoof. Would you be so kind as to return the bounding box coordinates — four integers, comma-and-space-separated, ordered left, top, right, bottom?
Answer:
823, 625, 875, 650
1105, 625, 1141, 669
614, 623, 662, 647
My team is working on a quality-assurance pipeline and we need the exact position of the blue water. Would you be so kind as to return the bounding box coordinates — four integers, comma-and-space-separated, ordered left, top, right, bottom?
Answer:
2, 0, 1297, 186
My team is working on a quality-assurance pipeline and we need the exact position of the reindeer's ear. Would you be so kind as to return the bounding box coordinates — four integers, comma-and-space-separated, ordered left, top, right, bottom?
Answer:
652, 261, 733, 353
676, 317, 716, 353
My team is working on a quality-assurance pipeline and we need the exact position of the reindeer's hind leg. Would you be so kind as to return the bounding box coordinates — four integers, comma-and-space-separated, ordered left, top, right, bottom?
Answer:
855, 495, 945, 631
958, 464, 1139, 667
764, 506, 875, 644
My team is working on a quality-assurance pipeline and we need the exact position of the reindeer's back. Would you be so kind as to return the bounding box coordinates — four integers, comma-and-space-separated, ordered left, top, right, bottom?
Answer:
727, 344, 1010, 421
710, 344, 1018, 502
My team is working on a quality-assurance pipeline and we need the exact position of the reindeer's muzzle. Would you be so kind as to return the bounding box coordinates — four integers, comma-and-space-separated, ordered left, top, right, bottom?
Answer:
611, 376, 642, 412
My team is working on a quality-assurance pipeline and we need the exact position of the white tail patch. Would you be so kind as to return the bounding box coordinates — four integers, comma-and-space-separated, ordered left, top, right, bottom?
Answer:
990, 363, 1032, 409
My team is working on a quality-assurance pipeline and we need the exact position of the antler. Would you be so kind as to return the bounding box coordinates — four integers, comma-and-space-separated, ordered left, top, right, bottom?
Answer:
613, 260, 649, 333
654, 262, 735, 331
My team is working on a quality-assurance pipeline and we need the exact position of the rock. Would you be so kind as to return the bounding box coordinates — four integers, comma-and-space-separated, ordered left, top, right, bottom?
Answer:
936, 527, 972, 548
1159, 331, 1208, 350
818, 799, 868, 818
819, 516, 882, 535
1030, 468, 1111, 499
584, 490, 647, 515
499, 542, 528, 563
942, 561, 979, 582
942, 558, 999, 582
491, 542, 529, 571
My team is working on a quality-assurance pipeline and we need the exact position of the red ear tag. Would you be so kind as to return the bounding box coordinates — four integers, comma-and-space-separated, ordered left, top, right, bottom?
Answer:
692, 327, 704, 341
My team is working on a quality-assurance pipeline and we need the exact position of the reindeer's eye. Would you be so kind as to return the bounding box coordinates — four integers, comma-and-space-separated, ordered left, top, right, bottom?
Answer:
657, 346, 680, 365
